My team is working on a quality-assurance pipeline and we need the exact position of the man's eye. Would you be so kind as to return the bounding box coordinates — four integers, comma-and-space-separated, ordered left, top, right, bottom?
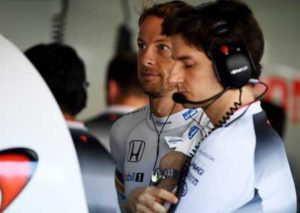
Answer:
185, 63, 194, 68
158, 44, 170, 52
137, 42, 146, 50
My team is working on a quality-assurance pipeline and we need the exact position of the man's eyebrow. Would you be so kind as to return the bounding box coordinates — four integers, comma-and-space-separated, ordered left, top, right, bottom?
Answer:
154, 38, 170, 43
174, 55, 191, 61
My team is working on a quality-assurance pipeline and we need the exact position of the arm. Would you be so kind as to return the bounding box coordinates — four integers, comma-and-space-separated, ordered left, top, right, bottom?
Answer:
174, 137, 254, 212
125, 111, 206, 212
110, 120, 127, 211
125, 151, 186, 213
157, 151, 187, 190
114, 169, 126, 211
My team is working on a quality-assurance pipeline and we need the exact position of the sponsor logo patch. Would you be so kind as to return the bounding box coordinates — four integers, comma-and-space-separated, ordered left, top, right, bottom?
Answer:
182, 109, 198, 120
230, 65, 248, 75
191, 161, 205, 176
188, 126, 199, 140
199, 150, 215, 162
127, 140, 145, 162
187, 172, 199, 186
154, 121, 172, 126
164, 136, 184, 149
124, 172, 144, 182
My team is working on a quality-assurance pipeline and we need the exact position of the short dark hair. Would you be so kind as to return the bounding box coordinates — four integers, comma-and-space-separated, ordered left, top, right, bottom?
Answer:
139, 0, 191, 26
25, 43, 87, 116
163, 0, 264, 78
106, 53, 144, 103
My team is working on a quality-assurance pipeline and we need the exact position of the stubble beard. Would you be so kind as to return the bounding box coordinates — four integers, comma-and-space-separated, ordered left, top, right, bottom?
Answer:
141, 83, 165, 98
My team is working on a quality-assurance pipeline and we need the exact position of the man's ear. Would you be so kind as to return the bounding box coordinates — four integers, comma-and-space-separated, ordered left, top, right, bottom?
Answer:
108, 79, 119, 104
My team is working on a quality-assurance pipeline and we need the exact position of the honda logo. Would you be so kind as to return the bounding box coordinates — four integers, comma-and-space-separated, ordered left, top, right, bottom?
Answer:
127, 140, 145, 162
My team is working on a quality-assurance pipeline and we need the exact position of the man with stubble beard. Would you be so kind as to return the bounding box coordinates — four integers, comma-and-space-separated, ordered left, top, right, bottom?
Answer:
109, 1, 211, 212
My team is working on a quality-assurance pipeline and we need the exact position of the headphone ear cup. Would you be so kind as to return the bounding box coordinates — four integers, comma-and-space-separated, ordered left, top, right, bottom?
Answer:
211, 41, 252, 88
225, 53, 252, 88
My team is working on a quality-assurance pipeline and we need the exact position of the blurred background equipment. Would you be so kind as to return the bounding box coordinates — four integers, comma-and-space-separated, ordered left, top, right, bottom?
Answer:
85, 0, 148, 152
51, 0, 69, 43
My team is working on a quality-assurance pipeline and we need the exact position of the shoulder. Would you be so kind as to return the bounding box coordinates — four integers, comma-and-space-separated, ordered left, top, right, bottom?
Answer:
110, 105, 149, 150
70, 127, 111, 155
111, 105, 149, 130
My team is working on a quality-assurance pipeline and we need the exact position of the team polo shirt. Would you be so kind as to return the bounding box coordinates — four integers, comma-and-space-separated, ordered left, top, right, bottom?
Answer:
174, 102, 297, 212
110, 105, 211, 208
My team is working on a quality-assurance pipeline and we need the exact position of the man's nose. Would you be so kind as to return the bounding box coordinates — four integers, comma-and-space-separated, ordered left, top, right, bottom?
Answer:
168, 63, 183, 84
139, 48, 155, 67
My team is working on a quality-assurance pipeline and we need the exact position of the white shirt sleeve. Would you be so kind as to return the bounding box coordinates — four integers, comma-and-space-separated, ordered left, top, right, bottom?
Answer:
176, 128, 256, 212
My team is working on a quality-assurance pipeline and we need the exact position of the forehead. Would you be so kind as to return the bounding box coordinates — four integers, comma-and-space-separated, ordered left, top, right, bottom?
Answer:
138, 16, 169, 42
171, 34, 210, 63
171, 35, 195, 57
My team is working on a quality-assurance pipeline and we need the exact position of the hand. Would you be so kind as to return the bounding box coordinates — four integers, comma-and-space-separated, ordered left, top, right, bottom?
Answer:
126, 186, 178, 213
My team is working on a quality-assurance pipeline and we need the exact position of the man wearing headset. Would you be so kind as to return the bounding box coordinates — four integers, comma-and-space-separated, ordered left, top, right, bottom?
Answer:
133, 0, 297, 212
109, 1, 212, 212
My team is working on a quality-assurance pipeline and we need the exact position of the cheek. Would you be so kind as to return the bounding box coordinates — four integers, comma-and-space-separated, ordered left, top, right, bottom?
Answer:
157, 57, 175, 76
189, 73, 221, 95
185, 69, 208, 90
137, 55, 142, 69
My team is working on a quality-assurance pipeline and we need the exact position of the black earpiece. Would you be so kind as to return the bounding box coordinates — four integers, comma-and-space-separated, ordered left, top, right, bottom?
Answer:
209, 21, 256, 88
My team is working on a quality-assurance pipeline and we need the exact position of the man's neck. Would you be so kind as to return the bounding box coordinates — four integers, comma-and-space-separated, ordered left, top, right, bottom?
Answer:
205, 86, 255, 126
63, 113, 76, 121
150, 94, 184, 117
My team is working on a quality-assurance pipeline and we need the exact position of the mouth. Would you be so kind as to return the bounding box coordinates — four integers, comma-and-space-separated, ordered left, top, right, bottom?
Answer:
140, 70, 160, 81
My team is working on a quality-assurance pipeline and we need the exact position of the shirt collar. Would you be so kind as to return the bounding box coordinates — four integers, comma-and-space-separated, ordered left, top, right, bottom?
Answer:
146, 108, 201, 131
66, 120, 87, 131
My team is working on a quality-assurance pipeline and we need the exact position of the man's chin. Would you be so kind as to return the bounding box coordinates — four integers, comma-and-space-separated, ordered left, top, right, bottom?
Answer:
142, 87, 162, 98
141, 85, 174, 98
182, 103, 200, 109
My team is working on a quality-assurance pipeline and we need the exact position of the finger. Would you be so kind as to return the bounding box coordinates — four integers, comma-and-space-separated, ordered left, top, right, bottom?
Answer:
154, 197, 163, 204
155, 188, 178, 204
138, 192, 156, 206
144, 186, 157, 193
152, 201, 167, 213
136, 203, 155, 213
143, 187, 163, 203
139, 192, 167, 213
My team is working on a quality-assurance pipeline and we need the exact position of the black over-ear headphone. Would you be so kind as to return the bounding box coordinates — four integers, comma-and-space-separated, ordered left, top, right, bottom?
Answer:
172, 21, 262, 105
209, 21, 257, 88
